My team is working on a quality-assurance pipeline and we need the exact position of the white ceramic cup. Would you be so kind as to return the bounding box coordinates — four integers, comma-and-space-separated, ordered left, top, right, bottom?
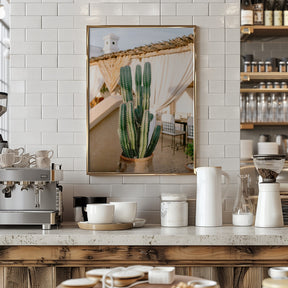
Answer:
110, 202, 137, 223
35, 149, 54, 159
86, 204, 114, 224
0, 153, 22, 168
36, 156, 50, 169
240, 139, 253, 159
2, 147, 24, 156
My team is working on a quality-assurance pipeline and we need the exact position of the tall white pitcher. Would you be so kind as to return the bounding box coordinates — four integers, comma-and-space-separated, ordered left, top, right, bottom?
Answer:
195, 167, 229, 227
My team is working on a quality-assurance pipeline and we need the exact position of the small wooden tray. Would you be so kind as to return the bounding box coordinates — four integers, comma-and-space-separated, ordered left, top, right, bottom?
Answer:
78, 221, 133, 231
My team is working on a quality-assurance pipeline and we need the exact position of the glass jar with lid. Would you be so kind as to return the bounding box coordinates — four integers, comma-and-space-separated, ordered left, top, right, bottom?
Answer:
251, 61, 258, 72
161, 194, 188, 227
258, 61, 265, 72
244, 61, 251, 72
279, 61, 287, 72
265, 61, 273, 72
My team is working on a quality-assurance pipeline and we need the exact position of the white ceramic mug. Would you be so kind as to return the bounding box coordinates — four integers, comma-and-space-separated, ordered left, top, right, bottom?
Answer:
86, 204, 114, 224
2, 147, 24, 156
0, 153, 22, 168
109, 202, 137, 223
36, 156, 50, 169
35, 149, 54, 159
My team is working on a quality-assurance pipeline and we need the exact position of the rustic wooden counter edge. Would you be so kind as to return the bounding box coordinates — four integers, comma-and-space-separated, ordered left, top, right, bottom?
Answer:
0, 224, 287, 287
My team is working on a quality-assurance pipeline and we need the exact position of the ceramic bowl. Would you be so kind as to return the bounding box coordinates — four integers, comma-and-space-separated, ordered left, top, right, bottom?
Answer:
109, 202, 137, 223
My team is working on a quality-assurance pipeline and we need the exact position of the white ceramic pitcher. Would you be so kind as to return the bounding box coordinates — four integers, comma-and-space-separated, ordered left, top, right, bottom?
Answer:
195, 167, 229, 227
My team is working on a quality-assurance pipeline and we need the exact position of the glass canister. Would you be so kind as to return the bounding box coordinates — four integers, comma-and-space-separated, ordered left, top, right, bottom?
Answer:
232, 175, 254, 226
161, 194, 188, 227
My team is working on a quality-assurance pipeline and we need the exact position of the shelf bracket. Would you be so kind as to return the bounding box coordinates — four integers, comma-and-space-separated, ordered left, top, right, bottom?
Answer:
241, 26, 254, 35
241, 73, 250, 82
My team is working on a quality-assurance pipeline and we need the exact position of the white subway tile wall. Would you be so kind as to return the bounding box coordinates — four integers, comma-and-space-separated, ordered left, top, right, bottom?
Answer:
9, 0, 240, 223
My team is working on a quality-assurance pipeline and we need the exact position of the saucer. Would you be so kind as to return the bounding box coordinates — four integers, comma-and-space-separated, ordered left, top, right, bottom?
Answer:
133, 218, 146, 228
61, 277, 98, 288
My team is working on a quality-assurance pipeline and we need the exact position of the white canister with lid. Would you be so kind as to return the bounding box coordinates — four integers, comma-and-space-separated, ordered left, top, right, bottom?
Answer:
161, 194, 188, 227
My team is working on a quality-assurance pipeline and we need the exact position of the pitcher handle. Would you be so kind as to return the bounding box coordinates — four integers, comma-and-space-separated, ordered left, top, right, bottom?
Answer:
13, 156, 22, 165
48, 150, 54, 159
17, 147, 25, 156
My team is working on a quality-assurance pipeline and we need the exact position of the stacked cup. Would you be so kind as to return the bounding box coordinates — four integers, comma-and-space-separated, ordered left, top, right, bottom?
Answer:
86, 201, 137, 224
35, 150, 53, 169
0, 147, 24, 168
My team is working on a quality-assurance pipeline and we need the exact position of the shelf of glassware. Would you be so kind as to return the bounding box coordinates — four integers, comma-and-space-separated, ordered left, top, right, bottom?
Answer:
241, 88, 288, 93
241, 25, 288, 39
241, 122, 288, 130
241, 72, 288, 82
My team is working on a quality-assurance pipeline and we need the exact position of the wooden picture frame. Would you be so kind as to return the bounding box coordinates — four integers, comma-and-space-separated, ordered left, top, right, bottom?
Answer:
87, 25, 196, 175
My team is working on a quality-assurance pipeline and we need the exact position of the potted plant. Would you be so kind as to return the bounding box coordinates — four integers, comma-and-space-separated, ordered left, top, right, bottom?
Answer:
185, 142, 194, 171
118, 62, 161, 172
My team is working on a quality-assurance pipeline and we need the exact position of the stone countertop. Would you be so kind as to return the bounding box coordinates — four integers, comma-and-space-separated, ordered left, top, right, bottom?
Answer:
1, 223, 288, 246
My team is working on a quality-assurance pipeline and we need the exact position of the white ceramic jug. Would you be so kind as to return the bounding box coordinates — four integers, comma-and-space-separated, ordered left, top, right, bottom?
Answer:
195, 167, 229, 227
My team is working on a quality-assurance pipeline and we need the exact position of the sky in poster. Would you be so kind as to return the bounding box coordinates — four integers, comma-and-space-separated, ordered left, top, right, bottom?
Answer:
89, 27, 194, 54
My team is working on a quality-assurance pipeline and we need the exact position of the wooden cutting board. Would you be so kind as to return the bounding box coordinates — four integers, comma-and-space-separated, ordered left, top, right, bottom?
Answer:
78, 221, 133, 231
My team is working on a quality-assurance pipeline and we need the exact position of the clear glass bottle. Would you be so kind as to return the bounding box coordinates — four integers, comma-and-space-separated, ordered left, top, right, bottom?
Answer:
232, 175, 254, 226
249, 93, 257, 122
278, 95, 283, 122
282, 93, 288, 122
270, 93, 279, 122
240, 93, 246, 123
267, 95, 272, 120
259, 93, 268, 122
241, 0, 254, 25
257, 94, 261, 122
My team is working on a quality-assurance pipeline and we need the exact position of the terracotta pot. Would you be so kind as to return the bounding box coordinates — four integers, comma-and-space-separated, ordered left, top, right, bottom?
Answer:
119, 154, 153, 173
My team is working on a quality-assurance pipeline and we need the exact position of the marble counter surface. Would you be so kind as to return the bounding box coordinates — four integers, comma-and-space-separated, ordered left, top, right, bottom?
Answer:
0, 223, 288, 246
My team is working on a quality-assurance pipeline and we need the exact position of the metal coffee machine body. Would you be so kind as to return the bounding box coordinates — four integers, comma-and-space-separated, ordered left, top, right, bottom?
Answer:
0, 167, 63, 229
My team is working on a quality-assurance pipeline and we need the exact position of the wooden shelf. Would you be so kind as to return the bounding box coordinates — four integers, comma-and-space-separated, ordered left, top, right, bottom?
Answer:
241, 72, 288, 82
240, 88, 288, 93
241, 25, 288, 40
241, 122, 288, 129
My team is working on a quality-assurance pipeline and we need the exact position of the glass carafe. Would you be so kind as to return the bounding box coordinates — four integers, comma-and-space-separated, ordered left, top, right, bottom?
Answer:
232, 174, 254, 226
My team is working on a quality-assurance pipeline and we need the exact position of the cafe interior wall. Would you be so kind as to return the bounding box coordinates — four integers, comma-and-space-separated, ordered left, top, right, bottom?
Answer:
9, 0, 240, 223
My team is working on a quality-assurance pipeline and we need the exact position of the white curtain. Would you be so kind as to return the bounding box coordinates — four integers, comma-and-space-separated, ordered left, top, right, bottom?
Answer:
129, 49, 194, 114
89, 65, 105, 102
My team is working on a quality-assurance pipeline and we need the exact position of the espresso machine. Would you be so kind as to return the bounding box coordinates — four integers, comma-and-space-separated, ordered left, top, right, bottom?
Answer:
0, 167, 63, 229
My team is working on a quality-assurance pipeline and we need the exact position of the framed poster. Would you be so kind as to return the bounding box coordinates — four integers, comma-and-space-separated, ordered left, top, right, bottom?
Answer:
87, 26, 196, 175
